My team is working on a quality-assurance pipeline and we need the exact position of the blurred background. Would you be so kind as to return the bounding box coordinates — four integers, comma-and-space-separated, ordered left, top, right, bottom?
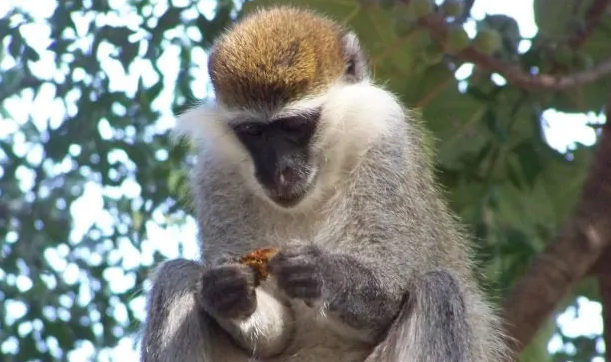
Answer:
1, 0, 610, 361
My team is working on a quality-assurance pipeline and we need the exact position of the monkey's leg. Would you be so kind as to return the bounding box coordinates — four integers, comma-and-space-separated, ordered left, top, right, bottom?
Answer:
365, 270, 471, 362
141, 259, 293, 362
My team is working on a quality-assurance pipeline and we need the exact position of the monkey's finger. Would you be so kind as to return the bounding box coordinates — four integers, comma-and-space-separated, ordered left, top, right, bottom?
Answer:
280, 273, 321, 285
203, 268, 239, 283
201, 277, 245, 295
284, 285, 322, 300
278, 279, 321, 295
217, 275, 255, 290
215, 264, 253, 277
206, 266, 256, 285
268, 260, 317, 275
205, 285, 255, 304
268, 251, 309, 266
213, 297, 257, 319
214, 290, 253, 307
211, 276, 256, 297
209, 254, 240, 266
277, 244, 322, 258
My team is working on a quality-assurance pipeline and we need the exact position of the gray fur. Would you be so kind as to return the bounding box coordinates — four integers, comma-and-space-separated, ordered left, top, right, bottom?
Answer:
197, 261, 258, 320
140, 7, 508, 362
341, 31, 370, 83
140, 114, 508, 361
365, 270, 472, 362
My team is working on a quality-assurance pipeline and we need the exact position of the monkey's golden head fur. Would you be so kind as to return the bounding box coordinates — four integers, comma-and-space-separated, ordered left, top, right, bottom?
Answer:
208, 6, 348, 109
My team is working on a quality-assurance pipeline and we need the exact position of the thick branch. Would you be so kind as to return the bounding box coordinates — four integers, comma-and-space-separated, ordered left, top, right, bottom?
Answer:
599, 271, 611, 362
500, 96, 611, 355
421, 14, 611, 91
590, 245, 611, 274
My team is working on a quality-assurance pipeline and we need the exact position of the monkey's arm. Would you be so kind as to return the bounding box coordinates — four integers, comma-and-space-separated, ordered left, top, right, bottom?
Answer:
269, 244, 473, 361
141, 259, 293, 362
268, 245, 406, 343
195, 260, 295, 358
315, 252, 409, 341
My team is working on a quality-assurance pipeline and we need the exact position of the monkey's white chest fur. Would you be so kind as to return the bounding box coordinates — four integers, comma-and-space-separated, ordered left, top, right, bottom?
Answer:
250, 280, 370, 362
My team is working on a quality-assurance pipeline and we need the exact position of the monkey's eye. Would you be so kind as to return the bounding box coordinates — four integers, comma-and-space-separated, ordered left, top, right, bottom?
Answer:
277, 116, 313, 133
234, 123, 264, 137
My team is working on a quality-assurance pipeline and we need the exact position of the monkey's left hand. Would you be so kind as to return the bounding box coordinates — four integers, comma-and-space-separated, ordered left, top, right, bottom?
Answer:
268, 244, 399, 338
267, 244, 326, 304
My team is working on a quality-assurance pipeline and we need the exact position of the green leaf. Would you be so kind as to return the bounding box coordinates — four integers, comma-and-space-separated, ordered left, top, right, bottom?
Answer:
8, 32, 23, 59
159, 8, 185, 28
23, 45, 40, 62
534, 0, 583, 41
512, 140, 543, 187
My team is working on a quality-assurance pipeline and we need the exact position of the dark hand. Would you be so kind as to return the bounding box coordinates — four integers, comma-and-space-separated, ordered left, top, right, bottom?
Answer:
196, 257, 258, 320
267, 244, 325, 304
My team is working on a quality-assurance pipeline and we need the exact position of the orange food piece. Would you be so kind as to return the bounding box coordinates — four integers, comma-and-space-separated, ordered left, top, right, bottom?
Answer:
238, 248, 279, 282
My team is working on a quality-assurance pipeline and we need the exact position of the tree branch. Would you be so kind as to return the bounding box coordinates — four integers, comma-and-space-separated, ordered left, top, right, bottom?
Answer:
500, 94, 611, 356
567, 0, 611, 49
421, 14, 611, 91
455, 0, 476, 24
599, 269, 611, 362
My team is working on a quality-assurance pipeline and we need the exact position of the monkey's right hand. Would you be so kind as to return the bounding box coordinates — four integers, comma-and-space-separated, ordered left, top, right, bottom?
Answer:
196, 262, 258, 320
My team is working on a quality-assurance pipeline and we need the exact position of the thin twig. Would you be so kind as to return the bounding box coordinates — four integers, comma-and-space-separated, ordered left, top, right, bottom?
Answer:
372, 26, 423, 65
421, 13, 611, 91
341, 3, 361, 26
456, 0, 476, 23
415, 73, 454, 107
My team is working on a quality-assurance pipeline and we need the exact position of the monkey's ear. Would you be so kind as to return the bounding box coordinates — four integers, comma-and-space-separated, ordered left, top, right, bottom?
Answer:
341, 32, 369, 83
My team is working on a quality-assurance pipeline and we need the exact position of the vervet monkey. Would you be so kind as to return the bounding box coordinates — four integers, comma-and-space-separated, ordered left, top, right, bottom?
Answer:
141, 6, 507, 362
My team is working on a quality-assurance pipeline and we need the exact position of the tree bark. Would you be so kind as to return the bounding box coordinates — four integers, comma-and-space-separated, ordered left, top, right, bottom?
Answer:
599, 270, 611, 362
389, 1, 611, 357
500, 100, 611, 357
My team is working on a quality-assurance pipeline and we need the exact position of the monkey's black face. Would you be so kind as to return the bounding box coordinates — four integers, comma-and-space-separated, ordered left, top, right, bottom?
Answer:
232, 110, 320, 207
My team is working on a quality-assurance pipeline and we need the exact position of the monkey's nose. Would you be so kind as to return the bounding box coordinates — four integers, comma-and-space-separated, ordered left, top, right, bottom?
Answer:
277, 166, 298, 187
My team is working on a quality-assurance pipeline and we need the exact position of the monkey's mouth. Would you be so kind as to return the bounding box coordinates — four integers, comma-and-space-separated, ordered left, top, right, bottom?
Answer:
258, 166, 318, 208
268, 186, 311, 207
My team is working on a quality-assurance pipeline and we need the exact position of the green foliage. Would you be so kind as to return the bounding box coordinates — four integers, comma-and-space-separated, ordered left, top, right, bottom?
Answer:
473, 28, 503, 55
0, 0, 608, 361
444, 24, 471, 54
409, 0, 435, 17
0, 1, 234, 361
534, 0, 595, 42
440, 0, 463, 18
